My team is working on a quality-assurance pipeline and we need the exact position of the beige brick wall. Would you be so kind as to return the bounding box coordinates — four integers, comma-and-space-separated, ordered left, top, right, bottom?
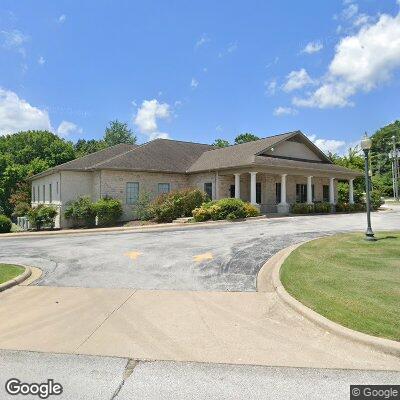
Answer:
100, 170, 190, 220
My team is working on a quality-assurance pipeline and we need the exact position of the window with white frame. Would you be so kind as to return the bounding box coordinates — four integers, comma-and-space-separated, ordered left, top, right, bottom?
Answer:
126, 182, 139, 204
158, 183, 170, 194
32, 186, 36, 202
42, 185, 46, 203
49, 183, 52, 203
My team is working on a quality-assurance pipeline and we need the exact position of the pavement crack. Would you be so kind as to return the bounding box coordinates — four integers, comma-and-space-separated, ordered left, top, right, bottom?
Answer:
110, 359, 138, 400
74, 290, 137, 352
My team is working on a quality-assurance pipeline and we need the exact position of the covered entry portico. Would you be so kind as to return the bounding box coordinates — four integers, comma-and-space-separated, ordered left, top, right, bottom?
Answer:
216, 168, 358, 214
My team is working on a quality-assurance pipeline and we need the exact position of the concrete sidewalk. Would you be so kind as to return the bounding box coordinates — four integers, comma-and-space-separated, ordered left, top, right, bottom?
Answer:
0, 285, 398, 370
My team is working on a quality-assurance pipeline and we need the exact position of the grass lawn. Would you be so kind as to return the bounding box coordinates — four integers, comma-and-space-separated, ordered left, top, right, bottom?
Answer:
0, 264, 25, 285
280, 232, 400, 341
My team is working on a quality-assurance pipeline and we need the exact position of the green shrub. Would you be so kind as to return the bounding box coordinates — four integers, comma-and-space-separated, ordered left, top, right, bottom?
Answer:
133, 191, 154, 221
291, 203, 315, 214
28, 205, 58, 230
0, 214, 12, 233
12, 202, 31, 218
370, 189, 384, 211
64, 197, 96, 227
192, 198, 256, 222
93, 197, 123, 226
243, 202, 261, 217
313, 202, 331, 213
150, 188, 208, 223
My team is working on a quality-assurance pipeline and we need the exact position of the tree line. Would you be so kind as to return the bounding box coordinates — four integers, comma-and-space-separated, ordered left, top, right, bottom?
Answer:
0, 120, 398, 218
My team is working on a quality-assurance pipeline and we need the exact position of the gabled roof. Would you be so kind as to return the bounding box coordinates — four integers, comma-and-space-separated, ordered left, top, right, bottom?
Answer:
91, 139, 213, 173
30, 143, 137, 179
187, 130, 330, 172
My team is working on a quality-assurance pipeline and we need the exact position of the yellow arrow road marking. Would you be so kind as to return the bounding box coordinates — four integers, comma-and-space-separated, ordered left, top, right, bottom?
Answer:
193, 252, 213, 263
124, 251, 142, 260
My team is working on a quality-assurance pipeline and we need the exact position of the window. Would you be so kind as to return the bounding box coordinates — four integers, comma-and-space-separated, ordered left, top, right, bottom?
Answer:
42, 185, 46, 203
126, 182, 139, 204
158, 183, 170, 194
32, 186, 35, 202
230, 185, 235, 198
296, 184, 315, 203
49, 183, 52, 203
276, 183, 281, 204
323, 185, 330, 202
204, 182, 212, 199
38, 186, 40, 202
256, 182, 262, 204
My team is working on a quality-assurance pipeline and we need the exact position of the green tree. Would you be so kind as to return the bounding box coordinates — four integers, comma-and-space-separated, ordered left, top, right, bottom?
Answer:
0, 130, 75, 216
234, 133, 260, 144
104, 120, 136, 147
74, 139, 107, 157
212, 138, 230, 148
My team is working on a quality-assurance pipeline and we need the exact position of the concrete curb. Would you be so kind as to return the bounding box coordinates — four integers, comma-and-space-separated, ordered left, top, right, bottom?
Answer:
257, 241, 400, 358
2, 215, 267, 239
0, 265, 32, 292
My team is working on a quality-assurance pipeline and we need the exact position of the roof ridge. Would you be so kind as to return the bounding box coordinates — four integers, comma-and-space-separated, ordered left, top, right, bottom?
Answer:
150, 138, 213, 146
88, 141, 149, 169
206, 130, 300, 151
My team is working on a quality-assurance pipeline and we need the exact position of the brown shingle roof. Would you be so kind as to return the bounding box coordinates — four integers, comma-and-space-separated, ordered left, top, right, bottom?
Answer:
187, 131, 300, 172
30, 143, 137, 179
91, 139, 213, 173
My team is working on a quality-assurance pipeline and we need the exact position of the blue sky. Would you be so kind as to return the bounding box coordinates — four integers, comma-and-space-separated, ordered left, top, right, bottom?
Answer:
1, 0, 400, 154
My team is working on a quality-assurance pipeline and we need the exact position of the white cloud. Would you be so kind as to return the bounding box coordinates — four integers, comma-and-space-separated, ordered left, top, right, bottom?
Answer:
342, 3, 359, 20
308, 134, 346, 154
273, 106, 298, 117
283, 68, 314, 92
38, 56, 45, 65
57, 120, 82, 137
218, 42, 238, 58
190, 78, 199, 88
294, 12, 400, 108
302, 41, 323, 54
134, 99, 170, 140
0, 88, 52, 135
58, 14, 66, 24
1, 29, 28, 57
265, 79, 277, 95
195, 34, 210, 48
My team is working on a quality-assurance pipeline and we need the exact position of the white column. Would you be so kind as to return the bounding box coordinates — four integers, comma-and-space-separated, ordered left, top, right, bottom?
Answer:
280, 174, 287, 204
277, 174, 289, 214
307, 176, 313, 204
349, 178, 354, 204
250, 172, 257, 205
234, 173, 241, 199
329, 177, 335, 204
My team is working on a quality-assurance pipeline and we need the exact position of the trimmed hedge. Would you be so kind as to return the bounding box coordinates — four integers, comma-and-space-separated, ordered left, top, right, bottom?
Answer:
292, 202, 366, 214
0, 214, 12, 233
64, 196, 96, 227
28, 205, 58, 230
93, 198, 123, 226
150, 188, 208, 223
65, 196, 123, 227
192, 198, 260, 222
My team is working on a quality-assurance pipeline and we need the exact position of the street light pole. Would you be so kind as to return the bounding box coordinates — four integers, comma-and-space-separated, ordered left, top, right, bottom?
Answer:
361, 133, 376, 241
392, 135, 399, 201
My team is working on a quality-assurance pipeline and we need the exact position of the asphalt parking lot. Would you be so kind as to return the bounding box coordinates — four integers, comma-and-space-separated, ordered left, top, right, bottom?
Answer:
1, 208, 399, 291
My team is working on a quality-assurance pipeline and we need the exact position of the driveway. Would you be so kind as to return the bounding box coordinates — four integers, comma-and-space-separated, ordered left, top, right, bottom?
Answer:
0, 209, 399, 291
0, 209, 399, 373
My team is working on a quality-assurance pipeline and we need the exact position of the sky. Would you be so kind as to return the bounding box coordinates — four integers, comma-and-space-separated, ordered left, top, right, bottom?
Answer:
1, 0, 400, 154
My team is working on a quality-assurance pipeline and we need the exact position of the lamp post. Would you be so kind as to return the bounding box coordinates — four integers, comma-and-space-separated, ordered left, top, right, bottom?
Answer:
360, 132, 375, 241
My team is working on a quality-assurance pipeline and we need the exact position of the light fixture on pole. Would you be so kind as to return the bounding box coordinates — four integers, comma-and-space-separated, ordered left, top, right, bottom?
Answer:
360, 132, 376, 241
